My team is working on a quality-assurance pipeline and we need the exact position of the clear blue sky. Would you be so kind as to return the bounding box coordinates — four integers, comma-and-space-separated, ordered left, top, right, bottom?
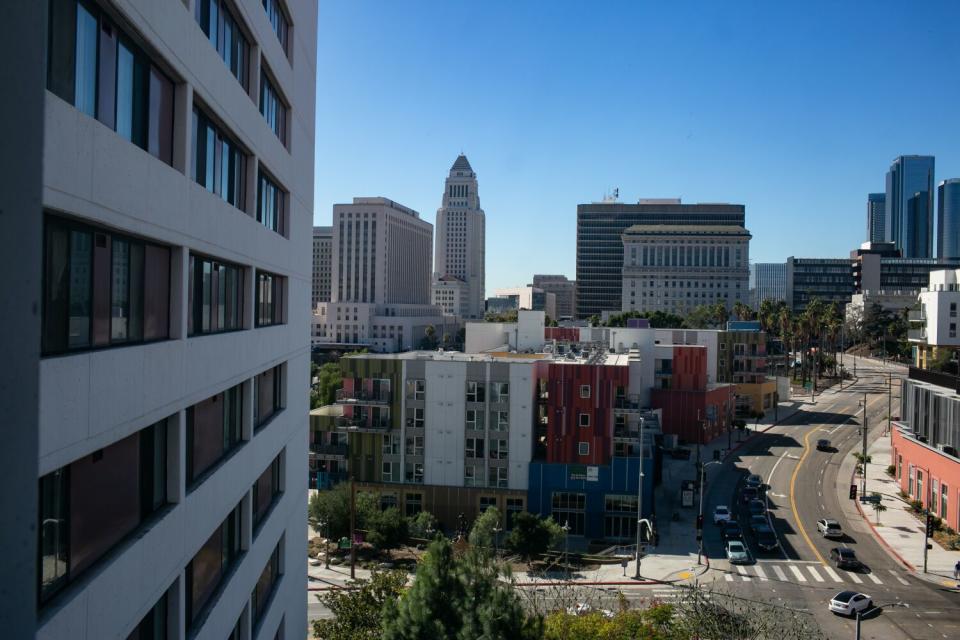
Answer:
314, 1, 960, 294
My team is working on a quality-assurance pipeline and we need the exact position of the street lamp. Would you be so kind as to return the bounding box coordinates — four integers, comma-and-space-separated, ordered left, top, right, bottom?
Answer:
858, 395, 868, 498
562, 520, 571, 578
697, 459, 723, 565
854, 601, 908, 640
493, 520, 502, 559
634, 416, 647, 579
321, 518, 330, 569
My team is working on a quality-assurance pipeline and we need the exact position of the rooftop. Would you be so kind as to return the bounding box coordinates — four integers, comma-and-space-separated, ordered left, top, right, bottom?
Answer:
451, 154, 473, 172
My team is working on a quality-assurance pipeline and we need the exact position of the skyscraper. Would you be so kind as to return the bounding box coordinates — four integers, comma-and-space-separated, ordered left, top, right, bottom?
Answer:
533, 274, 576, 319
885, 155, 935, 258
575, 199, 746, 318
31, 1, 316, 638
749, 263, 787, 308
313, 226, 333, 307
938, 179, 960, 259
867, 193, 886, 244
433, 155, 486, 319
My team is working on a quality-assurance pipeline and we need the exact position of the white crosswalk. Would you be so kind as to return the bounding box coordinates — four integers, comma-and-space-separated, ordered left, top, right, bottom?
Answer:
718, 563, 897, 587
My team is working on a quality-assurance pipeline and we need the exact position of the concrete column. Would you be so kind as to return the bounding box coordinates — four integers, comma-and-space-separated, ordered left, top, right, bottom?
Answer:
172, 83, 193, 177
246, 154, 259, 220
242, 378, 254, 442
170, 412, 186, 504
168, 574, 185, 640
171, 245, 190, 340
245, 265, 257, 330
248, 44, 261, 106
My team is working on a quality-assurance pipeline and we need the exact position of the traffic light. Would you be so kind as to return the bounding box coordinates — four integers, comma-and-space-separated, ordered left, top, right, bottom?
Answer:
696, 514, 704, 530
926, 514, 936, 537
849, 484, 857, 500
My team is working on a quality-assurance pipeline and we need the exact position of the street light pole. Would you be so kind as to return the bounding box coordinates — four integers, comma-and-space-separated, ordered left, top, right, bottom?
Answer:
697, 460, 722, 565
634, 416, 646, 579
563, 520, 571, 578
859, 394, 868, 498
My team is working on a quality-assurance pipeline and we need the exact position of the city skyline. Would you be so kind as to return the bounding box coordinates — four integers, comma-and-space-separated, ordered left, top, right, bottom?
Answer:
314, 1, 960, 293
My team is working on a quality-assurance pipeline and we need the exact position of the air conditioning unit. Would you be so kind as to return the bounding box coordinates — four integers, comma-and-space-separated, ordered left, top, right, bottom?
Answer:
937, 444, 958, 457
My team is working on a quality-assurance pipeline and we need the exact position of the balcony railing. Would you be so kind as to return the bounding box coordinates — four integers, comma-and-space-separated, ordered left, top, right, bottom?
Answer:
335, 416, 391, 431
908, 329, 927, 342
310, 444, 348, 458
335, 388, 391, 405
908, 309, 925, 322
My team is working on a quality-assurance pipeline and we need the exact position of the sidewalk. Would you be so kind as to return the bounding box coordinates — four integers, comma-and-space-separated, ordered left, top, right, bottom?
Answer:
854, 433, 960, 588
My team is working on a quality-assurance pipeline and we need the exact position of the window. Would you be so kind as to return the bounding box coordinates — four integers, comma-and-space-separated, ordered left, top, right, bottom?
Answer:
404, 463, 423, 484
186, 384, 243, 486
404, 493, 423, 517
464, 465, 486, 487
579, 413, 590, 428
506, 498, 524, 530
466, 438, 485, 459
407, 407, 424, 429
128, 587, 170, 640
580, 385, 591, 399
942, 484, 949, 521
489, 439, 508, 460
47, 0, 174, 164
604, 494, 639, 540
551, 492, 586, 536
382, 434, 400, 455
195, 0, 249, 89
917, 469, 924, 503
253, 453, 282, 532
413, 379, 425, 400
259, 69, 287, 144
466, 409, 485, 430
192, 106, 247, 209
932, 479, 940, 514
479, 496, 498, 513
405, 435, 424, 456
466, 381, 486, 403
951, 302, 957, 318
186, 503, 241, 628
254, 364, 284, 428
490, 410, 509, 431
42, 216, 170, 355
256, 271, 287, 327
578, 442, 590, 456
951, 323, 957, 339
252, 542, 281, 631
491, 382, 509, 403
262, 0, 291, 56
381, 461, 395, 483
38, 419, 168, 604
188, 254, 244, 336
257, 170, 287, 235
488, 467, 508, 488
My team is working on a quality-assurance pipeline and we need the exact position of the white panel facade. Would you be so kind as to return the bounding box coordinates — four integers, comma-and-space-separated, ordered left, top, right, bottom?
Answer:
507, 364, 535, 490
423, 361, 467, 486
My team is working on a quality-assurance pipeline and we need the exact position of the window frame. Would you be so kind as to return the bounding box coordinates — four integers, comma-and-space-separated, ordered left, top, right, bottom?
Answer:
255, 270, 287, 328
188, 252, 245, 337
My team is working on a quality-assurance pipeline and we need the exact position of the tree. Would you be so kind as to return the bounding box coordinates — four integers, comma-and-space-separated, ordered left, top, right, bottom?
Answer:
420, 325, 438, 350
870, 493, 887, 524
486, 309, 519, 323
313, 570, 407, 640
314, 362, 343, 408
367, 506, 409, 555
408, 510, 439, 539
543, 606, 677, 640
308, 483, 378, 540
382, 538, 542, 640
732, 300, 754, 321
469, 506, 501, 551
505, 512, 564, 561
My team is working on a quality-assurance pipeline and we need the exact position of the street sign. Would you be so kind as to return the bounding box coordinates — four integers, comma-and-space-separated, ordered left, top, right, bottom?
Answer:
859, 495, 881, 504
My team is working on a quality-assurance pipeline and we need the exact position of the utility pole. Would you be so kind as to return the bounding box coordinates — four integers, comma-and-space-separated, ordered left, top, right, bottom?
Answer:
634, 417, 646, 579
923, 507, 930, 574
855, 608, 862, 640
861, 393, 868, 498
349, 476, 356, 579
887, 373, 892, 436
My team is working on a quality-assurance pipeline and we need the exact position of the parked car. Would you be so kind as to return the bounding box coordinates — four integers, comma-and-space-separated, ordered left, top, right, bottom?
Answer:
816, 439, 831, 451
722, 521, 743, 541
830, 547, 861, 570
754, 525, 779, 550
740, 487, 759, 504
817, 518, 843, 539
749, 514, 769, 531
745, 474, 764, 489
828, 591, 872, 617
726, 540, 750, 564
748, 499, 767, 517
713, 505, 732, 525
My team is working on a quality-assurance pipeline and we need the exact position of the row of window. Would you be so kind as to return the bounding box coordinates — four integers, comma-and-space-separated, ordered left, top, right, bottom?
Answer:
464, 465, 509, 488
381, 461, 424, 484
465, 437, 509, 459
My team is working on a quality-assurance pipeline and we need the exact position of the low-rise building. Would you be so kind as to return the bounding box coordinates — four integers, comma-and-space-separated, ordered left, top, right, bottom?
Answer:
533, 275, 577, 320
494, 285, 557, 320
786, 257, 854, 312
909, 268, 960, 369
432, 275, 469, 317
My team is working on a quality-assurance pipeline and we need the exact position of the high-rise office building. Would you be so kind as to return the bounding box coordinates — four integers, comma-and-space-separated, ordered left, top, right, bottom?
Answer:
939, 179, 960, 260
749, 263, 787, 308
532, 274, 576, 319
312, 226, 333, 308
885, 155, 935, 258
786, 257, 854, 312
31, 1, 316, 639
433, 155, 486, 318
867, 193, 886, 244
575, 199, 745, 318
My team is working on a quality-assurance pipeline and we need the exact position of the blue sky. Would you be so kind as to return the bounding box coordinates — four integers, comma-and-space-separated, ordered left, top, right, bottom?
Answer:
314, 1, 960, 294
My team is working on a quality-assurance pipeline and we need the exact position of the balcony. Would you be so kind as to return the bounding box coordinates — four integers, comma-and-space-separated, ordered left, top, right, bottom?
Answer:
908, 329, 927, 342
908, 309, 926, 323
310, 443, 348, 459
613, 395, 643, 413
335, 415, 392, 432
613, 427, 641, 442
335, 388, 391, 405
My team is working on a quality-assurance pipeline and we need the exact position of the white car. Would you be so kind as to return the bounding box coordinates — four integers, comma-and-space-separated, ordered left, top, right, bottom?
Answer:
713, 505, 732, 525
817, 518, 843, 539
829, 591, 872, 617
726, 540, 750, 564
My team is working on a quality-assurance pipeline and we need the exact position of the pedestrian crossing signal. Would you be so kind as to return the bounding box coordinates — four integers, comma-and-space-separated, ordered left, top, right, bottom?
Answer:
849, 485, 857, 500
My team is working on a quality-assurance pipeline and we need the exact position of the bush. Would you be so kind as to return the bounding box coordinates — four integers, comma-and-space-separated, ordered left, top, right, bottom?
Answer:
886, 465, 896, 477
408, 511, 438, 539
908, 499, 923, 514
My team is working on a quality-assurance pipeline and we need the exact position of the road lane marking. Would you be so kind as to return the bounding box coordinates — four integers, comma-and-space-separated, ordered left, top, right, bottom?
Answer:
772, 565, 788, 581
790, 565, 807, 582
887, 569, 909, 585
823, 566, 843, 582
789, 429, 828, 565
724, 573, 734, 582
737, 566, 748, 577
807, 566, 825, 582
845, 571, 863, 584
754, 565, 768, 581
865, 572, 883, 584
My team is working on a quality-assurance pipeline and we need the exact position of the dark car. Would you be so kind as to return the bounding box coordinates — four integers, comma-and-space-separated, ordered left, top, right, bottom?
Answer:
748, 499, 767, 517
740, 487, 759, 504
745, 474, 763, 489
754, 525, 779, 550
722, 521, 743, 541
830, 547, 861, 570
816, 439, 831, 451
749, 514, 768, 531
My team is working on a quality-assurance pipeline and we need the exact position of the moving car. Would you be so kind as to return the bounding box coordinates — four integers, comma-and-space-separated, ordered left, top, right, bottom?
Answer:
754, 525, 779, 550
748, 499, 767, 517
828, 591, 872, 617
830, 547, 861, 570
817, 518, 843, 539
722, 521, 743, 541
745, 474, 763, 489
726, 540, 750, 564
740, 487, 758, 504
749, 514, 768, 531
816, 439, 831, 451
713, 505, 732, 525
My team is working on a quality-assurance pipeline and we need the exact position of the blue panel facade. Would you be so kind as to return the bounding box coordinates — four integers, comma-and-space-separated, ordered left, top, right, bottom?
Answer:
528, 456, 656, 541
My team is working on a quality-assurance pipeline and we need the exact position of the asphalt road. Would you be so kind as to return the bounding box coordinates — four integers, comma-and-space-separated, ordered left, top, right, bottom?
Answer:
703, 360, 960, 639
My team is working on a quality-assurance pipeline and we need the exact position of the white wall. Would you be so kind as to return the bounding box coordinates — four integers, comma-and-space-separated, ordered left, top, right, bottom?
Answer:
423, 361, 466, 486
465, 322, 510, 353
507, 364, 535, 490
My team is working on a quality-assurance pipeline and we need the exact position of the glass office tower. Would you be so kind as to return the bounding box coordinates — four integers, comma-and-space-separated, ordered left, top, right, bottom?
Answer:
885, 155, 935, 258
940, 179, 960, 260
867, 193, 886, 244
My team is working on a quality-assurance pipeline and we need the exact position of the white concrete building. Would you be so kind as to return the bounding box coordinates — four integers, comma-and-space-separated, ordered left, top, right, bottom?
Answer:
312, 225, 332, 308
493, 285, 557, 320
911, 269, 960, 368
621, 224, 751, 315
34, 1, 314, 639
432, 274, 469, 317
465, 311, 548, 354
433, 155, 486, 319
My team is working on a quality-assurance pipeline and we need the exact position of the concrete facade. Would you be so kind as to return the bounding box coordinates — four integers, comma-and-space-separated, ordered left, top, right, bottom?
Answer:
910, 269, 960, 368
533, 274, 576, 320
749, 262, 787, 309
34, 1, 315, 639
312, 225, 332, 308
432, 275, 469, 317
494, 285, 557, 320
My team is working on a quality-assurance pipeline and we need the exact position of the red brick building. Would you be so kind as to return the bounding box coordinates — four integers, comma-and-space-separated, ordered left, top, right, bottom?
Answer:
891, 426, 960, 532
650, 345, 733, 445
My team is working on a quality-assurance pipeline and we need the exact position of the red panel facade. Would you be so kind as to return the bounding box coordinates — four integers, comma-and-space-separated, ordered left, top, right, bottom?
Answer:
650, 386, 731, 445
538, 362, 628, 465
891, 428, 960, 532
671, 345, 707, 390
545, 327, 580, 342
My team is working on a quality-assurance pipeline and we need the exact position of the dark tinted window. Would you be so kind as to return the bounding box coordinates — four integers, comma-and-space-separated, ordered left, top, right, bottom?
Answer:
253, 453, 282, 530
257, 170, 287, 235
195, 0, 249, 89
255, 271, 286, 327
192, 107, 247, 209
186, 503, 241, 628
188, 254, 244, 336
254, 365, 284, 427
186, 383, 243, 486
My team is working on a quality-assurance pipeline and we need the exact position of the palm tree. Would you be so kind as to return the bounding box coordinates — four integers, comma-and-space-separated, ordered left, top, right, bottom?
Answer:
778, 307, 792, 378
